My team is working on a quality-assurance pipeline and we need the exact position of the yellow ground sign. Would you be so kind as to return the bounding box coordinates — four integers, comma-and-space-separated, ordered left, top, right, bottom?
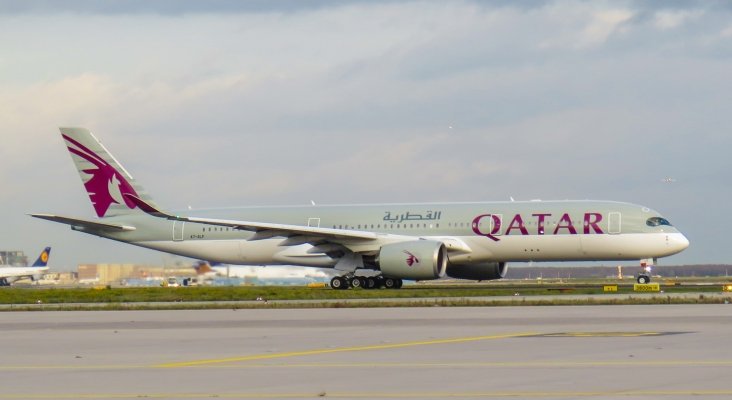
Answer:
603, 285, 618, 292
634, 283, 660, 292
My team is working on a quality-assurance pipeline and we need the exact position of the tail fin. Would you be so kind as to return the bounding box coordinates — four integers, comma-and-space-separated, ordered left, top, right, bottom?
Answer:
60, 127, 159, 218
31, 247, 52, 268
193, 261, 216, 275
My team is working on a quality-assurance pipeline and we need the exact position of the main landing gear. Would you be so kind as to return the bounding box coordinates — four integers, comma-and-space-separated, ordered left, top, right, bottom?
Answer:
636, 274, 651, 284
329, 275, 403, 290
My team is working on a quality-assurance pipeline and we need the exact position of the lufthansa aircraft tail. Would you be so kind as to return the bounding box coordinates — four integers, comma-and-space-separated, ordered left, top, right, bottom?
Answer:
60, 127, 159, 218
31, 247, 52, 267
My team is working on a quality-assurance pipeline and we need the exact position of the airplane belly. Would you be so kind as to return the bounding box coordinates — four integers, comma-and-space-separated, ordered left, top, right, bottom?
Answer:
272, 244, 336, 267
581, 233, 686, 259
135, 240, 255, 265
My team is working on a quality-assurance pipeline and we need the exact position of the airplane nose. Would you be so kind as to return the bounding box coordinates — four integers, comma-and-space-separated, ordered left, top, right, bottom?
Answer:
669, 233, 690, 253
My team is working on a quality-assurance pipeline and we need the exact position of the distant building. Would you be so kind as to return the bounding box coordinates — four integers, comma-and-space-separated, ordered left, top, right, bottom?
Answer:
0, 250, 28, 267
77, 264, 195, 285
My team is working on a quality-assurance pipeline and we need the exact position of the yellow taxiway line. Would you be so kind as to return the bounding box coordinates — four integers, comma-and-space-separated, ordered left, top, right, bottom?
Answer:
155, 331, 539, 368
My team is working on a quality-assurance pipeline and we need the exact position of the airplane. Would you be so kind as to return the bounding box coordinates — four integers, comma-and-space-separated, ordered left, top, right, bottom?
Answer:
0, 247, 52, 286
31, 127, 689, 289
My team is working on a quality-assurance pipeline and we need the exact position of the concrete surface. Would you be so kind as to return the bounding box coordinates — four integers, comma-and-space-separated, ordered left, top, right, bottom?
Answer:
2, 305, 732, 399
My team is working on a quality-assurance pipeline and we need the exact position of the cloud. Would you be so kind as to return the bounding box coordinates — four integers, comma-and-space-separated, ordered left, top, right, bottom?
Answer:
1, 0, 731, 267
653, 9, 703, 30
0, 0, 361, 15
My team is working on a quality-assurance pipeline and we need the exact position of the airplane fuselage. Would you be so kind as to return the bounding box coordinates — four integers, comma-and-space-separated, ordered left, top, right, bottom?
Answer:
84, 200, 688, 267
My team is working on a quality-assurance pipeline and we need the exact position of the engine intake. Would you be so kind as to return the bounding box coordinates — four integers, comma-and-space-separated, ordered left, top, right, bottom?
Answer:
447, 262, 507, 281
378, 240, 448, 280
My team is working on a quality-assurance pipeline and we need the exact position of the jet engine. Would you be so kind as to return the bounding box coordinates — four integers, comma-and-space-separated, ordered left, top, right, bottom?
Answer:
446, 262, 507, 281
378, 240, 448, 280
0, 277, 18, 286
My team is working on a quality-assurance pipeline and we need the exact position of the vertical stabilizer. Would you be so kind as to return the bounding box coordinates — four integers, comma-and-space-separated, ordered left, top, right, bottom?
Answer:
31, 247, 52, 268
60, 127, 159, 218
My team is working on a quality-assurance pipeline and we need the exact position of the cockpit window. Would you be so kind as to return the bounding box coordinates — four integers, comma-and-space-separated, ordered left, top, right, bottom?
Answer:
646, 217, 672, 227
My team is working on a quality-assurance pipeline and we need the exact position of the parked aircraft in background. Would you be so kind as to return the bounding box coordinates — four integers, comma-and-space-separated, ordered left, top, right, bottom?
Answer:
0, 247, 51, 286
32, 128, 689, 289
192, 260, 333, 280
189, 260, 332, 286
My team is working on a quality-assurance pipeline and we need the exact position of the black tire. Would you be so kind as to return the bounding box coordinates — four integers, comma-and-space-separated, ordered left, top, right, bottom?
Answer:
383, 278, 397, 289
395, 278, 403, 289
351, 277, 363, 288
330, 277, 346, 290
637, 275, 650, 284
366, 277, 377, 289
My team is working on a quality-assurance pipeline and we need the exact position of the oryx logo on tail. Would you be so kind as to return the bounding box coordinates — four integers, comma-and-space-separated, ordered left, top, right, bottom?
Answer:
63, 134, 139, 217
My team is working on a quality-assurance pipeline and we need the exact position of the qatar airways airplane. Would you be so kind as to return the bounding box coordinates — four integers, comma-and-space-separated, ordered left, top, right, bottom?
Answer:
32, 128, 689, 289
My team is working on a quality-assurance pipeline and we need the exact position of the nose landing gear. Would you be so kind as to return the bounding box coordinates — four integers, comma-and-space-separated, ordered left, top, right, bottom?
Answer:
636, 258, 655, 284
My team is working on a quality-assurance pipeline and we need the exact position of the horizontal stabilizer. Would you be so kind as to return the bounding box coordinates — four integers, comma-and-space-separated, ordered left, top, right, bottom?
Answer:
29, 214, 136, 231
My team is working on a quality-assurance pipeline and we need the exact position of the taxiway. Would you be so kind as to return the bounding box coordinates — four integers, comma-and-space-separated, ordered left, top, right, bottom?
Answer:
3, 305, 732, 399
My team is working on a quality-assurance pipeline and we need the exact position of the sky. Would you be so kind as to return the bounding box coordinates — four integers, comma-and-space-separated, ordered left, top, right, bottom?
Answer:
1, 0, 730, 270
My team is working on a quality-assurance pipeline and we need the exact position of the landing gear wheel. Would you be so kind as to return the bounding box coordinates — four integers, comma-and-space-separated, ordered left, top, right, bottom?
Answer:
366, 277, 377, 289
637, 275, 651, 284
395, 278, 403, 289
330, 276, 347, 290
350, 277, 364, 289
383, 278, 397, 289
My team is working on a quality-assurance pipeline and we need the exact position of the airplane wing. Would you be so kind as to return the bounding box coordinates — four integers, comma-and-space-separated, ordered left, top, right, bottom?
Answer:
124, 194, 382, 251
29, 214, 136, 231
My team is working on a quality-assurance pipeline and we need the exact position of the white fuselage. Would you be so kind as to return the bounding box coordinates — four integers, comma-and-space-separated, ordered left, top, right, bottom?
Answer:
97, 200, 689, 268
0, 266, 49, 282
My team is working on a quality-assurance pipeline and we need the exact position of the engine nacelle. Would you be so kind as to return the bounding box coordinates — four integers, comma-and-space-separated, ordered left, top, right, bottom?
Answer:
2, 276, 19, 285
378, 240, 448, 280
446, 262, 507, 281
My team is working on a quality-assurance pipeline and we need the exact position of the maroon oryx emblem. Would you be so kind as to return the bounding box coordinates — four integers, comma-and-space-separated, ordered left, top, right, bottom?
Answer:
404, 250, 419, 266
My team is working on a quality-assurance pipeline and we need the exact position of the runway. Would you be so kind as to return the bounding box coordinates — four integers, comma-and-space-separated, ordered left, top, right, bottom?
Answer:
3, 305, 732, 399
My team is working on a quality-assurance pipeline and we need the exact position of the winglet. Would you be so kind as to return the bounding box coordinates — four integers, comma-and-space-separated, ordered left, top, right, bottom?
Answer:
123, 194, 172, 218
